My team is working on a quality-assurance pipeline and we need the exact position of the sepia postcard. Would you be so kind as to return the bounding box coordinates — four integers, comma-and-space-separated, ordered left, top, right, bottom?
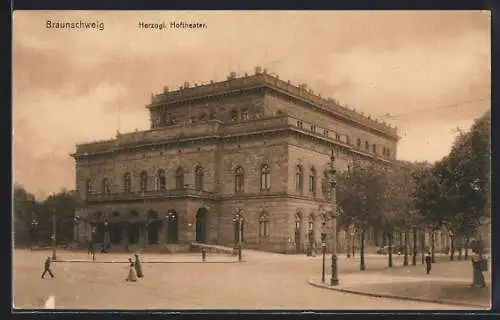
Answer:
12, 10, 491, 311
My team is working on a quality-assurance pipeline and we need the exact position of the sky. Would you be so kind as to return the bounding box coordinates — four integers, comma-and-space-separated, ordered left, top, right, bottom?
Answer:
12, 11, 491, 200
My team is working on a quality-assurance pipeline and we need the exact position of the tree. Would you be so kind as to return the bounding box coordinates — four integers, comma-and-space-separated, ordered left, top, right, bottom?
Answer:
429, 111, 490, 261
42, 190, 78, 245
13, 184, 38, 246
337, 162, 386, 271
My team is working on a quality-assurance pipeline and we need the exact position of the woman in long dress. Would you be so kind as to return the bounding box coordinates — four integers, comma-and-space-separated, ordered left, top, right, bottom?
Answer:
126, 258, 138, 282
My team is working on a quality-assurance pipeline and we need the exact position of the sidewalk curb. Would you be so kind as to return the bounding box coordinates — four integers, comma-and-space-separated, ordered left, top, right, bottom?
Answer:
54, 259, 246, 264
307, 280, 489, 309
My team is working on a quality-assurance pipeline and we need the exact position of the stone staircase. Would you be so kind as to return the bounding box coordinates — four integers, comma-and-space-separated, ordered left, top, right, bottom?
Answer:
190, 242, 235, 255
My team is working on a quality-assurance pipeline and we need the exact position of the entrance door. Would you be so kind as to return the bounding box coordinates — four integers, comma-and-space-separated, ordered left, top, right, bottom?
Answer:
148, 221, 160, 244
196, 208, 208, 243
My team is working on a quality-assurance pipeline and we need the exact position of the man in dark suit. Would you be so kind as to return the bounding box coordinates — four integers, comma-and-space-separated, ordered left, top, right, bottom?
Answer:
41, 256, 55, 279
425, 252, 432, 274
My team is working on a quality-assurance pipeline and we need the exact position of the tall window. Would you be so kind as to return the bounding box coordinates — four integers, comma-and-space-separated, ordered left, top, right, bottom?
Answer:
123, 173, 132, 192
85, 179, 92, 196
372, 144, 377, 154
140, 171, 148, 192
309, 168, 316, 195
260, 164, 271, 191
386, 149, 391, 157
241, 109, 249, 120
102, 178, 110, 195
295, 165, 303, 194
175, 168, 184, 190
156, 169, 166, 191
357, 138, 361, 148
259, 212, 270, 240
195, 167, 204, 191
235, 166, 244, 193
230, 109, 238, 121
365, 141, 369, 150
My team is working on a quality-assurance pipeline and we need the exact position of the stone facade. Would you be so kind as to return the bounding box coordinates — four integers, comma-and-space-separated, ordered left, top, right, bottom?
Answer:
72, 67, 401, 253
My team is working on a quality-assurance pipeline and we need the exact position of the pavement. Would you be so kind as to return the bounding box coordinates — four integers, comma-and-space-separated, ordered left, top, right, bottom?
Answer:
308, 269, 490, 309
12, 249, 480, 310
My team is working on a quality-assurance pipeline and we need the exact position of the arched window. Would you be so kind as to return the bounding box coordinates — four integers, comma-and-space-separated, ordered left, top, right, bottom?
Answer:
357, 138, 361, 148
259, 212, 270, 240
295, 165, 303, 194
175, 168, 184, 190
156, 169, 166, 191
102, 178, 110, 195
241, 109, 249, 120
234, 166, 244, 193
123, 173, 132, 193
195, 167, 204, 191
309, 167, 316, 195
140, 171, 148, 192
260, 164, 271, 191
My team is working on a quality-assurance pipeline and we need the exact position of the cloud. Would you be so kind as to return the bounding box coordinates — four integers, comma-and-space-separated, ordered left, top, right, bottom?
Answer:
12, 10, 491, 198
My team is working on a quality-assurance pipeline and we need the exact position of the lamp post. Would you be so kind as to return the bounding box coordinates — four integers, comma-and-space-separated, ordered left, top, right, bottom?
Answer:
329, 150, 339, 286
30, 215, 39, 248
103, 219, 109, 253
321, 232, 327, 283
74, 215, 81, 243
51, 207, 57, 261
232, 213, 243, 261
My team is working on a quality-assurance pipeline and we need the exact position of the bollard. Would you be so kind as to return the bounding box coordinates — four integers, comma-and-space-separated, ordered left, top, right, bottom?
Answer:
330, 254, 339, 286
202, 248, 206, 262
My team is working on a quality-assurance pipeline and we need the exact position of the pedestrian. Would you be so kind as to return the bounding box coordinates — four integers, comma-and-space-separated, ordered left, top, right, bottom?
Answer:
134, 253, 144, 278
126, 258, 138, 282
471, 253, 486, 287
425, 252, 432, 275
41, 256, 55, 279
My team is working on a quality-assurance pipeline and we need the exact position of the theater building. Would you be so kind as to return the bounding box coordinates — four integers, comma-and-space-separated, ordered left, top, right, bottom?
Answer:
72, 67, 400, 253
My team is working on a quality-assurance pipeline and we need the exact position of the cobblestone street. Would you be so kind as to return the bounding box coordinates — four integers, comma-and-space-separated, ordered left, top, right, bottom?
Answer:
13, 250, 475, 310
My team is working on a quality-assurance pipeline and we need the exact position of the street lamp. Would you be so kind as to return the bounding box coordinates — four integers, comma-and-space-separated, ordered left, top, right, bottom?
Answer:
329, 150, 340, 286
103, 219, 109, 253
74, 215, 81, 243
321, 232, 327, 283
232, 213, 243, 261
51, 207, 57, 261
30, 215, 39, 248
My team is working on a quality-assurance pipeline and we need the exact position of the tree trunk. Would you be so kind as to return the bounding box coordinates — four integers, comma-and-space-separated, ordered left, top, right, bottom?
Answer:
403, 231, 409, 266
346, 229, 351, 258
360, 230, 366, 271
412, 227, 417, 266
450, 236, 455, 261
420, 230, 425, 264
388, 232, 393, 268
431, 230, 436, 263
352, 234, 355, 258
458, 240, 463, 261
464, 237, 470, 260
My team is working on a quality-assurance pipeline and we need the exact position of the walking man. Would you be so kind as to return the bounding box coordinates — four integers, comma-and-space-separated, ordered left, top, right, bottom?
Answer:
425, 252, 432, 275
41, 256, 55, 279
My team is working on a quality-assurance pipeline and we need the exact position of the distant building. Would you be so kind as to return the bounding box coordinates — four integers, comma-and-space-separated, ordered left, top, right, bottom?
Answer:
71, 67, 401, 253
